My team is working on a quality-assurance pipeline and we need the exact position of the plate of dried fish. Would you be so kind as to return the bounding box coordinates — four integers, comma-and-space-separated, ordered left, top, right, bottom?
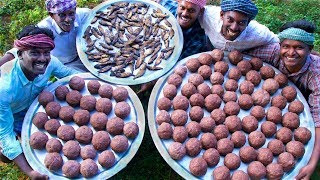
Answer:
76, 0, 183, 85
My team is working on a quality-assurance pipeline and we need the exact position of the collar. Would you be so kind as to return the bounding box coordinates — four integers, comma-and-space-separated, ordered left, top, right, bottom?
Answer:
16, 59, 31, 86
51, 17, 79, 34
279, 55, 311, 77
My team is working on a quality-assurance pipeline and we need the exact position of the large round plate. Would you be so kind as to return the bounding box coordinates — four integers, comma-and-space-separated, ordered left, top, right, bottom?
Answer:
76, 0, 183, 85
21, 73, 145, 179
148, 52, 315, 179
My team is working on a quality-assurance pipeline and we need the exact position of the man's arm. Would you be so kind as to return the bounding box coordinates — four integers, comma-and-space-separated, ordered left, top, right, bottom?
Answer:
13, 154, 48, 180
0, 53, 15, 67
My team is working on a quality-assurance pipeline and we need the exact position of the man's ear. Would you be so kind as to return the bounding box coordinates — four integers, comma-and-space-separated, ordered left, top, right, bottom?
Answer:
220, 11, 224, 20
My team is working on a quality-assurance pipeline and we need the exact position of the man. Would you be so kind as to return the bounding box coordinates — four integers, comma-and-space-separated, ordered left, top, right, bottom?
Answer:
0, 25, 77, 179
199, 0, 279, 52
0, 0, 90, 72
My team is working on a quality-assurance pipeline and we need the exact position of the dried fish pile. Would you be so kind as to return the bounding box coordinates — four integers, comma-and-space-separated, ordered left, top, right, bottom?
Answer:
83, 1, 176, 79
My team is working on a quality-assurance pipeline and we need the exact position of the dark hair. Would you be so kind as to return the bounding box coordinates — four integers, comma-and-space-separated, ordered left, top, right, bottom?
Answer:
16, 25, 54, 40
279, 19, 316, 33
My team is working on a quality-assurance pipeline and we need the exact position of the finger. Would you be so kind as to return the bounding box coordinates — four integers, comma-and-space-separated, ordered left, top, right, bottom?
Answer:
295, 170, 306, 180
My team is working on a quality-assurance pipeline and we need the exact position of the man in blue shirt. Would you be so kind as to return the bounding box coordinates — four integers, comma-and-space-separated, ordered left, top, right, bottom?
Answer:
0, 25, 77, 179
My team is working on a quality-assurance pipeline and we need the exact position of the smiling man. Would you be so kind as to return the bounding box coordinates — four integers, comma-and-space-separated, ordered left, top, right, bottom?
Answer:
0, 25, 77, 179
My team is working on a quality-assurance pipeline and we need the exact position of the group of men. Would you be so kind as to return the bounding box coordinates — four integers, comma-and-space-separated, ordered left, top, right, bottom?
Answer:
0, 0, 319, 179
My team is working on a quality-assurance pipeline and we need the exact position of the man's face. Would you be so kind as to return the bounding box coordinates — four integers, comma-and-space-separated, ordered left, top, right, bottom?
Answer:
280, 39, 311, 73
177, 0, 202, 29
50, 8, 76, 32
220, 11, 249, 41
19, 48, 51, 79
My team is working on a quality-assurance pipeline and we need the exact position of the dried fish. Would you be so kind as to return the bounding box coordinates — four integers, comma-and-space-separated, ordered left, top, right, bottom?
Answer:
147, 65, 163, 70
134, 63, 147, 79
98, 65, 112, 73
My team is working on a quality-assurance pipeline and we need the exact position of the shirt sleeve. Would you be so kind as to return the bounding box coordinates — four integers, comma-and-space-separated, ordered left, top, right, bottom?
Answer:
50, 56, 79, 78
244, 43, 281, 67
307, 57, 320, 127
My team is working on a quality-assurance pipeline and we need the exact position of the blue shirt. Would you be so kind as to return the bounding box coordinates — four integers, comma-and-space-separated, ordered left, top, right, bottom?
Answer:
0, 57, 77, 160
159, 0, 212, 60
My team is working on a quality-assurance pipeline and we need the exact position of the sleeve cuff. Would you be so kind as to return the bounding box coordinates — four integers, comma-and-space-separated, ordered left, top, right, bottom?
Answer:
0, 134, 22, 160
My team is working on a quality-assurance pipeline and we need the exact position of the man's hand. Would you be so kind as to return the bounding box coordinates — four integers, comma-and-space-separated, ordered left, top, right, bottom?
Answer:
295, 164, 316, 180
29, 170, 49, 180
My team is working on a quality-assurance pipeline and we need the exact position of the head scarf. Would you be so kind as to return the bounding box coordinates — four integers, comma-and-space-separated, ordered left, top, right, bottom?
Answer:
45, 0, 77, 14
221, 0, 258, 20
185, 0, 207, 8
278, 27, 315, 46
14, 34, 55, 51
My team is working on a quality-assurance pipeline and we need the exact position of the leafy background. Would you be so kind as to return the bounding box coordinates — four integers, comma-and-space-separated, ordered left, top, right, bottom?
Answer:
0, 0, 319, 179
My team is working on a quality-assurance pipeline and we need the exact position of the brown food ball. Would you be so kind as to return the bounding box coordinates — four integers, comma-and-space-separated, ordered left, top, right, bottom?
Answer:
294, 127, 311, 144
276, 127, 293, 144
80, 95, 96, 111
242, 115, 258, 133
274, 73, 288, 87
44, 152, 63, 171
95, 98, 112, 115
252, 89, 270, 107
46, 138, 62, 153
174, 66, 188, 77
224, 115, 242, 133
266, 163, 284, 179
214, 61, 229, 75
198, 52, 213, 65
237, 60, 252, 75
80, 145, 97, 160
167, 73, 183, 87
210, 49, 224, 62
156, 110, 171, 125
157, 122, 173, 139
200, 117, 216, 132
98, 150, 115, 168
168, 142, 186, 160
32, 112, 48, 129
239, 146, 257, 163
248, 131, 266, 149
63, 140, 81, 159
211, 108, 226, 124
224, 153, 241, 170
231, 170, 249, 180
278, 152, 295, 171
250, 105, 266, 120
217, 138, 234, 156
223, 101, 240, 116
210, 72, 224, 85
205, 94, 222, 111
257, 148, 273, 166
62, 160, 80, 178
189, 157, 208, 176
163, 84, 177, 99
231, 131, 246, 148
228, 49, 243, 65
171, 109, 188, 126
107, 117, 124, 135
45, 101, 61, 118
266, 106, 282, 124
247, 161, 266, 179
185, 138, 202, 157
181, 83, 197, 98
57, 125, 75, 141
87, 80, 101, 94
80, 159, 98, 178
38, 91, 54, 107
198, 65, 212, 79
203, 148, 220, 166
281, 86, 297, 102
261, 121, 277, 137
213, 124, 229, 140
123, 122, 139, 139
288, 100, 304, 114
59, 106, 75, 122
172, 126, 188, 143
239, 80, 254, 94
200, 133, 217, 149
113, 87, 129, 102
111, 135, 129, 153
66, 90, 82, 107
75, 126, 93, 144
223, 91, 237, 103
249, 57, 263, 71
286, 140, 305, 158
224, 79, 238, 91
189, 106, 204, 122
271, 95, 287, 110
188, 74, 204, 87
55, 85, 69, 101
69, 76, 85, 91
213, 166, 231, 180
172, 95, 189, 110
90, 112, 108, 131
238, 94, 253, 110
246, 70, 261, 86
73, 109, 90, 126
189, 93, 205, 107
262, 78, 279, 95
260, 65, 275, 79
267, 139, 285, 155
282, 112, 300, 129
186, 58, 201, 72
211, 84, 225, 97
186, 121, 201, 137
114, 101, 131, 119
197, 83, 211, 97
92, 131, 111, 151
98, 84, 113, 99
228, 67, 242, 81
157, 97, 172, 111
44, 119, 61, 135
